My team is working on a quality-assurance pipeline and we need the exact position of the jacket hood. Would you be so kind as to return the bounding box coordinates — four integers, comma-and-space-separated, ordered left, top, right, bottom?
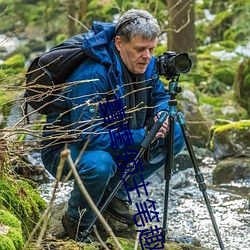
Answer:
82, 21, 116, 65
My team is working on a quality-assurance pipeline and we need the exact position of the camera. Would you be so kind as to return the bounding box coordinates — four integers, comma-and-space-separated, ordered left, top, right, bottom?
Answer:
156, 51, 192, 79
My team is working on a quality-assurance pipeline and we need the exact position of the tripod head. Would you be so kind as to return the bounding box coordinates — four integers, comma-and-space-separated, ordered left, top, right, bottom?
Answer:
168, 76, 182, 100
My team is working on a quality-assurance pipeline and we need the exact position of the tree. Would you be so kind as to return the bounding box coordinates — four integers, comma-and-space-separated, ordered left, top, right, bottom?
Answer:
166, 0, 196, 62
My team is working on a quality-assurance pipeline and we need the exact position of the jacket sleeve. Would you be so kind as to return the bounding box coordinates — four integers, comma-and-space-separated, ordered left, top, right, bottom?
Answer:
65, 61, 146, 153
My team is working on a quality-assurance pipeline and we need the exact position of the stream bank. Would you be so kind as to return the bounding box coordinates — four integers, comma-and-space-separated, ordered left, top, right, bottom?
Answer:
38, 152, 250, 250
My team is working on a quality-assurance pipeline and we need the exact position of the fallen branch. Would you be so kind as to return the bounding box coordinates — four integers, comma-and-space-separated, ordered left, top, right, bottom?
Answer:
61, 148, 124, 250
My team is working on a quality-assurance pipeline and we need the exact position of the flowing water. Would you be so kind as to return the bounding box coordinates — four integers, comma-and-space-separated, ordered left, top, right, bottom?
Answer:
38, 156, 250, 250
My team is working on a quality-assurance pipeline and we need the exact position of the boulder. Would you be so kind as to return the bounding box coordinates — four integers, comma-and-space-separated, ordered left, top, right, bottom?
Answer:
213, 157, 250, 184
209, 119, 250, 184
179, 100, 211, 148
209, 119, 250, 160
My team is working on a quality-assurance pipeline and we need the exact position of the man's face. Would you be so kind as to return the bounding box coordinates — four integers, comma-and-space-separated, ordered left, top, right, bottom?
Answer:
115, 35, 157, 74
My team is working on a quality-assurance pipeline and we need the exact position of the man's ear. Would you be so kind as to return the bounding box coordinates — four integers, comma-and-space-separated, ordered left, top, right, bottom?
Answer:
115, 36, 122, 51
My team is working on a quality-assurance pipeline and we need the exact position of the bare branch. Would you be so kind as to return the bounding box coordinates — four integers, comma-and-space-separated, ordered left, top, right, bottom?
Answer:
62, 148, 124, 250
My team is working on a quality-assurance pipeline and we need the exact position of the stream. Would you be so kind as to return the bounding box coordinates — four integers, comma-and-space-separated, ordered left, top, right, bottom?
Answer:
38, 155, 250, 250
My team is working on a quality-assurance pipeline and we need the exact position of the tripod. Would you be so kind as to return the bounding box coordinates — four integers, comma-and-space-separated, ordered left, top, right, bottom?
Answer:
81, 110, 169, 241
162, 77, 225, 250
82, 77, 225, 250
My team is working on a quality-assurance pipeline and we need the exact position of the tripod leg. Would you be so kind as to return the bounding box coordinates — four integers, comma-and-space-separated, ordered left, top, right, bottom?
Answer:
162, 114, 175, 241
177, 112, 225, 250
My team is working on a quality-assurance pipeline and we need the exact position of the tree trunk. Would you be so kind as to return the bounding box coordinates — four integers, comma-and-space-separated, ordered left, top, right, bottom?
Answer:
67, 0, 76, 36
78, 0, 88, 20
167, 0, 196, 63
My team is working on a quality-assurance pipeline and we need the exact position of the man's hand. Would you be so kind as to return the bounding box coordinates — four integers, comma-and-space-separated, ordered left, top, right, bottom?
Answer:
154, 111, 169, 139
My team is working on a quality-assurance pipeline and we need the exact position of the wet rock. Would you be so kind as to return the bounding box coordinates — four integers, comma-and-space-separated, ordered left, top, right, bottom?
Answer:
213, 157, 250, 184
170, 168, 193, 189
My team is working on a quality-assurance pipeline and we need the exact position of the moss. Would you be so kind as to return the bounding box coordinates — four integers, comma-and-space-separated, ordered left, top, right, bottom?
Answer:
0, 235, 16, 250
106, 237, 135, 250
0, 174, 47, 239
209, 120, 250, 151
213, 120, 250, 133
0, 209, 21, 229
217, 40, 237, 51
27, 236, 212, 250
7, 228, 24, 249
199, 95, 224, 107
105, 237, 210, 250
0, 209, 24, 249
213, 67, 235, 86
199, 90, 248, 122
165, 242, 183, 249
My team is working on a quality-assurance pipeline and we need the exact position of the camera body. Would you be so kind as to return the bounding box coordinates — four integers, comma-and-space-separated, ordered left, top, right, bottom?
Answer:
156, 51, 192, 79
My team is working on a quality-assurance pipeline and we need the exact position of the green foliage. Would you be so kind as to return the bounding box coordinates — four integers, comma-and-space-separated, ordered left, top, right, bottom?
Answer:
1, 54, 25, 69
234, 57, 250, 115
209, 10, 233, 40
199, 95, 224, 107
213, 67, 235, 86
199, 91, 248, 121
192, 40, 241, 95
196, 0, 250, 47
0, 54, 26, 85
0, 175, 47, 239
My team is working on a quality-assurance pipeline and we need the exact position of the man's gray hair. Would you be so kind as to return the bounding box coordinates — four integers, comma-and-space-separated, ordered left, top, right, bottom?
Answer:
115, 9, 161, 43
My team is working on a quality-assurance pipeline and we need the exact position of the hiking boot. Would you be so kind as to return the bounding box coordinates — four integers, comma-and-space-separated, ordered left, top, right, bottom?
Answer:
105, 196, 140, 225
61, 213, 97, 242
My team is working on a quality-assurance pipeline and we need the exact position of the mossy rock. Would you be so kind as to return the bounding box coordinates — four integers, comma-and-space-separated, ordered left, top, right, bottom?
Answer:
209, 120, 250, 160
0, 209, 24, 250
0, 174, 47, 239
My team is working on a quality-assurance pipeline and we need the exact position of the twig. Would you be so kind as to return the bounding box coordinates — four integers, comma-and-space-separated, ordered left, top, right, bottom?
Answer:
134, 231, 140, 250
61, 148, 124, 250
68, 14, 89, 31
93, 225, 109, 250
22, 154, 65, 249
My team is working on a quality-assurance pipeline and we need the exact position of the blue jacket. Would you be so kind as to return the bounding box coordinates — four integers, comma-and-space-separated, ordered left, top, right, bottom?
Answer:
44, 21, 170, 153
